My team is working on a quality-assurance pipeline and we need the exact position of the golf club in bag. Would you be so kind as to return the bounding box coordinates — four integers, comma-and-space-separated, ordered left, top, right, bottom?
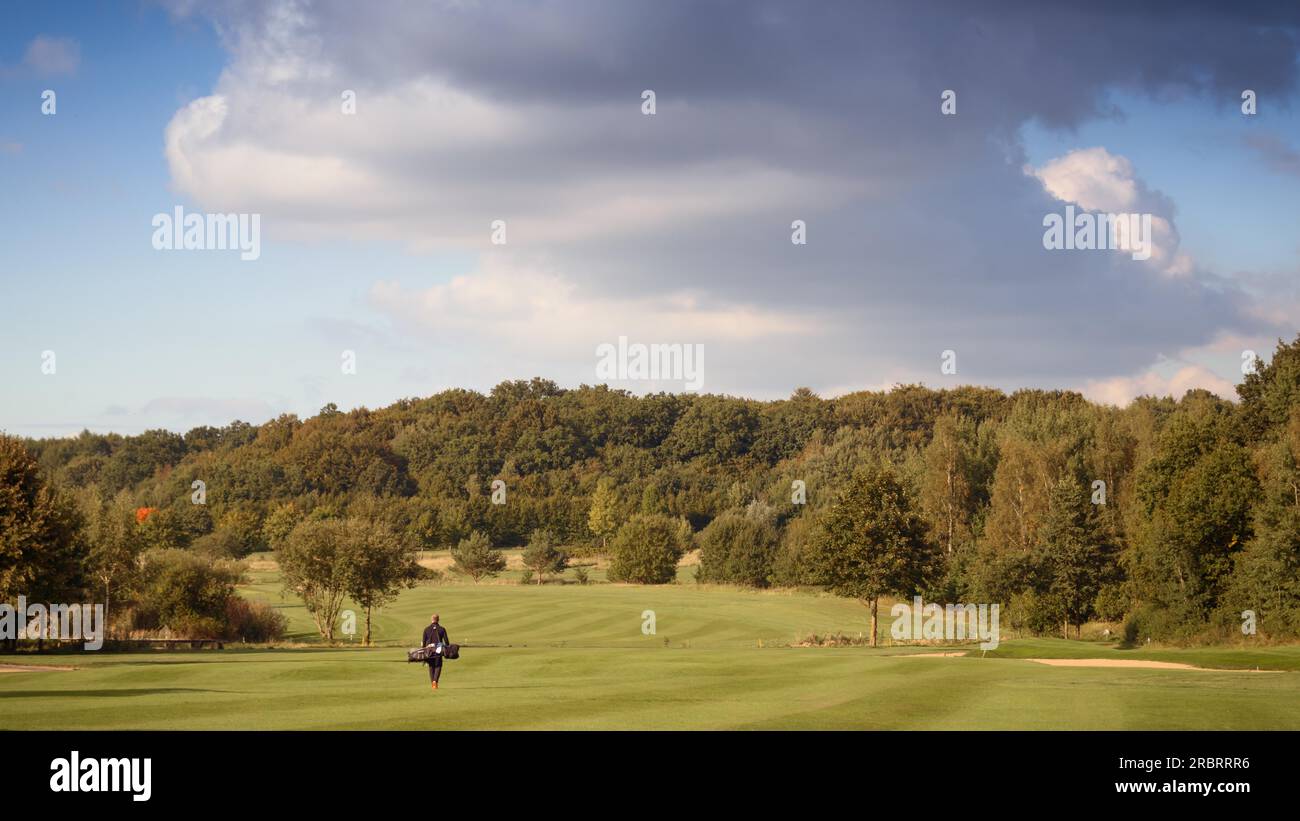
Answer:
408, 642, 460, 662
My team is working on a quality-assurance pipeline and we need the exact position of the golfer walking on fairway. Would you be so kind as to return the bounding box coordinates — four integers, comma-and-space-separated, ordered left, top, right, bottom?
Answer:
422, 614, 450, 690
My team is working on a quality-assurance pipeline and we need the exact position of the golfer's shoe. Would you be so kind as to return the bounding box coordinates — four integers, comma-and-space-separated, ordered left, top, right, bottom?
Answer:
430, 681, 438, 690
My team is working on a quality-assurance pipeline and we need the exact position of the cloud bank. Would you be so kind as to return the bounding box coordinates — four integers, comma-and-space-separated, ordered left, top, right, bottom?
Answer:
161, 0, 1300, 402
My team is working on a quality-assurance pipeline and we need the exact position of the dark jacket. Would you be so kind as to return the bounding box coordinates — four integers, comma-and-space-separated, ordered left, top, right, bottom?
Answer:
422, 623, 449, 649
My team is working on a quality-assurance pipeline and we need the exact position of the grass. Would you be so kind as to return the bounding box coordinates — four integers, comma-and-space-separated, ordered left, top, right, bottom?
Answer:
3, 566, 1299, 729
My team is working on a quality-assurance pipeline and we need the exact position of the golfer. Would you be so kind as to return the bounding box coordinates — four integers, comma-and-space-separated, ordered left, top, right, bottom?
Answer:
422, 614, 450, 690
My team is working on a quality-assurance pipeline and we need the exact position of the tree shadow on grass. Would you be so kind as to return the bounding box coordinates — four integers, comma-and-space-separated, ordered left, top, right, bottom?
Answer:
0, 688, 239, 698
423, 684, 551, 691
18, 650, 383, 670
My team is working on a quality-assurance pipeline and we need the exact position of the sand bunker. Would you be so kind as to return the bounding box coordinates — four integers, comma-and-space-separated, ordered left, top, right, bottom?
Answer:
1027, 658, 1278, 672
0, 663, 75, 673
886, 654, 1280, 672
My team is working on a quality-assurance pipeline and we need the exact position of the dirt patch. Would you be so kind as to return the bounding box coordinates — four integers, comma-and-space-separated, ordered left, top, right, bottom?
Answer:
417, 550, 607, 575
418, 550, 527, 572
1027, 658, 1280, 672
0, 663, 75, 673
417, 554, 456, 572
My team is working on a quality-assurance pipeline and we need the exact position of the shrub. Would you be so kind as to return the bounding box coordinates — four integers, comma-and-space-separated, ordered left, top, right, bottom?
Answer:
797, 631, 872, 647
697, 506, 779, 587
608, 514, 687, 584
1122, 612, 1141, 647
139, 549, 244, 635
224, 598, 288, 642
1123, 603, 1195, 644
574, 567, 590, 585
451, 530, 506, 582
191, 529, 245, 559
521, 528, 567, 583
519, 568, 534, 585
770, 514, 819, 587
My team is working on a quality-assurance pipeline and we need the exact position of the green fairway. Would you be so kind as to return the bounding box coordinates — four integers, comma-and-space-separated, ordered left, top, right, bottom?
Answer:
3, 573, 1299, 729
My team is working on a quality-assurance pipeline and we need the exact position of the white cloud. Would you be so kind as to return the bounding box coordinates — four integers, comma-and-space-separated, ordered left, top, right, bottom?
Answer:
23, 36, 79, 76
1081, 363, 1237, 406
1031, 146, 1190, 276
370, 256, 818, 355
1033, 147, 1140, 211
163, 77, 861, 250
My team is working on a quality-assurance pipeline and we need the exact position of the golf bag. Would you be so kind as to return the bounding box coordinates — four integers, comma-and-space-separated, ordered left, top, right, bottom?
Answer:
407, 643, 460, 662
407, 646, 434, 663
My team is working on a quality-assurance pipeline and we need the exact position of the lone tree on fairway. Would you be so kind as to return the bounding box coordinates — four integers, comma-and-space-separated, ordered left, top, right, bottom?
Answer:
452, 530, 506, 583
522, 528, 567, 584
812, 464, 935, 645
342, 519, 423, 645
278, 519, 353, 641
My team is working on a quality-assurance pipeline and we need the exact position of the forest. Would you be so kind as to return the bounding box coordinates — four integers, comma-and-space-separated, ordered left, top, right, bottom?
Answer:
4, 335, 1299, 645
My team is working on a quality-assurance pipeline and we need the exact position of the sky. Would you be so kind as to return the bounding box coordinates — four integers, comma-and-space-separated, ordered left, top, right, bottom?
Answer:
2, 0, 1299, 438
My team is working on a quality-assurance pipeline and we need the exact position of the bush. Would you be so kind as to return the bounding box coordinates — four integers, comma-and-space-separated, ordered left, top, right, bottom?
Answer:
191, 529, 245, 559
697, 506, 779, 587
139, 549, 244, 635
1123, 603, 1199, 645
770, 514, 819, 587
608, 514, 688, 584
224, 597, 288, 643
121, 551, 272, 640
163, 615, 226, 639
1122, 611, 1142, 646
521, 528, 567, 583
574, 566, 590, 585
519, 568, 534, 585
451, 530, 506, 582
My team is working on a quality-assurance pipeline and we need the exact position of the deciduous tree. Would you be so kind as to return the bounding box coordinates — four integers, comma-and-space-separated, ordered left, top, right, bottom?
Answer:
811, 464, 935, 645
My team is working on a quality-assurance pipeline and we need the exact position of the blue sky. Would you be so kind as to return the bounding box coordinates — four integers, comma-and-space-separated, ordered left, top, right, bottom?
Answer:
1023, 91, 1300, 274
2, 1, 1299, 437
1, 2, 473, 435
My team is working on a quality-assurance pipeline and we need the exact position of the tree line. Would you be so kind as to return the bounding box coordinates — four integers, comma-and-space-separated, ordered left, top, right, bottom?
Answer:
4, 335, 1300, 644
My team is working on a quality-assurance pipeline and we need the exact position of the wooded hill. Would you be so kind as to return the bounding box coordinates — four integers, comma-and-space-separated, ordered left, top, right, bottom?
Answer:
6, 335, 1300, 643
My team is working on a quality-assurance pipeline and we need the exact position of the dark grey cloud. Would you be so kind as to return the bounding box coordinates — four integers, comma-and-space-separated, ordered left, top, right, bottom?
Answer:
229, 2, 1300, 116
163, 0, 1300, 397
